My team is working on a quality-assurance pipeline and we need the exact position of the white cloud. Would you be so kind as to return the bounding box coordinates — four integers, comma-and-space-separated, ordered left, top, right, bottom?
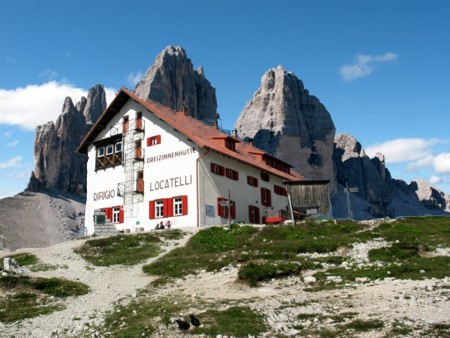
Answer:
10, 169, 31, 179
366, 138, 439, 163
127, 71, 144, 87
429, 176, 441, 184
340, 52, 399, 82
0, 156, 22, 169
0, 81, 116, 130
433, 153, 450, 173
6, 139, 19, 148
3, 130, 12, 137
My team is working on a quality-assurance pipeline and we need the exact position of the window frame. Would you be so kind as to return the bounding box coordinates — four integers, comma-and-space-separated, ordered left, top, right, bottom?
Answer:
155, 200, 164, 218
173, 197, 183, 216
211, 163, 225, 176
115, 141, 122, 153
247, 175, 258, 187
97, 146, 105, 158
225, 168, 239, 181
261, 187, 272, 207
106, 144, 114, 155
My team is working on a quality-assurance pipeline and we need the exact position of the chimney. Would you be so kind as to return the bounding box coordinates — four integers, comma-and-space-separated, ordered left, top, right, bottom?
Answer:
181, 104, 189, 116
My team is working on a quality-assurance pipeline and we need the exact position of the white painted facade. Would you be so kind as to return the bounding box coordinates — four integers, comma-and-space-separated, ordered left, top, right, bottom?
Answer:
82, 92, 297, 235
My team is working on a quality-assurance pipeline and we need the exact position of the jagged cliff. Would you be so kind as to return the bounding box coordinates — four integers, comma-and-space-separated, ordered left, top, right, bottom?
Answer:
235, 66, 336, 187
332, 133, 449, 218
134, 45, 217, 124
27, 84, 106, 194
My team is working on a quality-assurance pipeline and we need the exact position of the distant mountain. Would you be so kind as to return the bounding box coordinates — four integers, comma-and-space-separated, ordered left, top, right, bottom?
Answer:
235, 67, 449, 219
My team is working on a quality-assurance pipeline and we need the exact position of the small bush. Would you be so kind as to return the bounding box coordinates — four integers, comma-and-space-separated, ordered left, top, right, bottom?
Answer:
238, 262, 302, 286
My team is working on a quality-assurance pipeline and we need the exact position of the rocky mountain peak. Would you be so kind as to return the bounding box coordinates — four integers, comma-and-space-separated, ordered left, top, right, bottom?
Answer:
134, 45, 217, 124
235, 66, 336, 186
83, 84, 106, 125
28, 85, 107, 194
410, 179, 449, 211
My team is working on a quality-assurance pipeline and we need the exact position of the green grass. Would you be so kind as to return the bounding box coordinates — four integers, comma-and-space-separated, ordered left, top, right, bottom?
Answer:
376, 216, 450, 250
238, 262, 302, 286
343, 319, 384, 331
193, 306, 268, 337
0, 275, 89, 297
0, 291, 63, 323
1, 252, 39, 266
143, 221, 367, 285
99, 294, 190, 337
0, 276, 89, 323
74, 232, 166, 266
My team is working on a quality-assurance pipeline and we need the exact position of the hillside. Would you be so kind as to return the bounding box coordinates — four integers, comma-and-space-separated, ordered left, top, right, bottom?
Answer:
0, 191, 85, 250
1, 218, 449, 337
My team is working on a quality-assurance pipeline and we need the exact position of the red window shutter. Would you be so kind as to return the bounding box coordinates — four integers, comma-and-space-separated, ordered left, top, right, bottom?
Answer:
163, 198, 173, 217
156, 135, 161, 144
217, 198, 223, 217
247, 176, 251, 185
182, 195, 188, 215
256, 207, 260, 223
260, 189, 265, 205
231, 201, 236, 219
119, 207, 124, 223
106, 208, 112, 221
149, 201, 155, 219
268, 190, 272, 206
147, 137, 151, 147
234, 171, 239, 180
211, 163, 216, 173
220, 166, 225, 176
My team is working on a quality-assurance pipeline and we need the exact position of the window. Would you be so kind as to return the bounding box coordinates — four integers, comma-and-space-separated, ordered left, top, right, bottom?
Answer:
95, 137, 123, 170
261, 172, 270, 182
248, 205, 260, 224
97, 147, 104, 157
106, 144, 113, 155
261, 188, 272, 207
147, 135, 161, 146
174, 197, 183, 216
112, 207, 120, 223
217, 198, 236, 219
226, 168, 239, 181
274, 185, 288, 196
149, 196, 188, 219
247, 176, 258, 187
155, 200, 164, 218
102, 206, 124, 223
211, 163, 225, 176
115, 141, 122, 153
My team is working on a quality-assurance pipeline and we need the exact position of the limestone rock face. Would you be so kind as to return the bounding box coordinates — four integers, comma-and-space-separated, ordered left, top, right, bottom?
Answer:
134, 46, 217, 124
235, 66, 336, 184
410, 179, 449, 211
333, 134, 392, 217
28, 85, 106, 194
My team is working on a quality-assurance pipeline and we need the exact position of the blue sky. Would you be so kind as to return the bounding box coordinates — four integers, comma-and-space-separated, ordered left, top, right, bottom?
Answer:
1, 0, 449, 198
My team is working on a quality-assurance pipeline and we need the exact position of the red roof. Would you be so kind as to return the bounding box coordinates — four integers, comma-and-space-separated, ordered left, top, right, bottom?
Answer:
77, 88, 303, 181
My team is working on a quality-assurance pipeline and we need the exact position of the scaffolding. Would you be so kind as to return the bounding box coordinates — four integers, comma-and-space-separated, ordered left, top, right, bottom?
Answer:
112, 116, 145, 218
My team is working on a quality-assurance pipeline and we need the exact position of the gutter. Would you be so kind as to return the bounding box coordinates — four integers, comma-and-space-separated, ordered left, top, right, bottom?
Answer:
196, 149, 210, 227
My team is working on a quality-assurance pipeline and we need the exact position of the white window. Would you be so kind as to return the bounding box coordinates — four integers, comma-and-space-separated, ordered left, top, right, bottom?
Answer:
106, 144, 114, 155
112, 207, 120, 223
173, 197, 183, 216
115, 141, 122, 153
155, 200, 164, 218
97, 147, 104, 157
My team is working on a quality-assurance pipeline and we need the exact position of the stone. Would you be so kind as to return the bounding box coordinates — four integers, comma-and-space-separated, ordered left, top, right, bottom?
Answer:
3, 258, 28, 275
235, 66, 336, 189
303, 276, 316, 284
134, 46, 217, 125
